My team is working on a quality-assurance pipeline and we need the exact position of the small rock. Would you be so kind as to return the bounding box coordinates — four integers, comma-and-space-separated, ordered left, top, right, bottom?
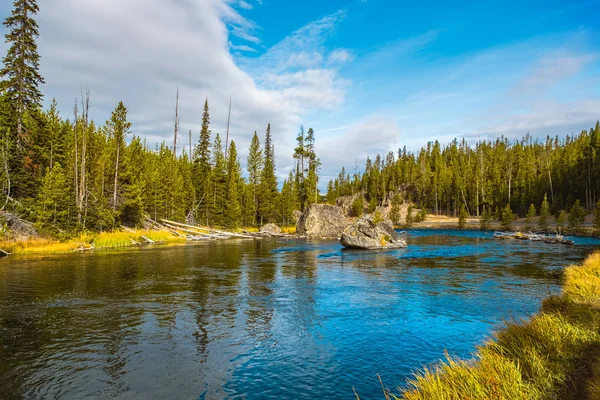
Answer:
260, 223, 282, 236
340, 216, 407, 250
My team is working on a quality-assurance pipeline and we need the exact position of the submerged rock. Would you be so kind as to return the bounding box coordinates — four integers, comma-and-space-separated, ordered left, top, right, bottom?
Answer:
296, 204, 348, 238
340, 216, 407, 250
260, 223, 282, 236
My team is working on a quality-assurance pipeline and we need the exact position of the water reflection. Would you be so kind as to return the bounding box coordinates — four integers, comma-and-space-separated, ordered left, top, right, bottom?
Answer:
0, 230, 598, 399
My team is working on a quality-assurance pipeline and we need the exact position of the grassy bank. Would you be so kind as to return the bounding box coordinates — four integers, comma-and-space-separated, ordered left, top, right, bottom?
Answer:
0, 229, 186, 255
392, 252, 600, 400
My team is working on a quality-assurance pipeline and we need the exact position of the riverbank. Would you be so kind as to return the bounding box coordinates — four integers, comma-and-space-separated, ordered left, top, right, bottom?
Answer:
0, 225, 298, 256
395, 251, 600, 400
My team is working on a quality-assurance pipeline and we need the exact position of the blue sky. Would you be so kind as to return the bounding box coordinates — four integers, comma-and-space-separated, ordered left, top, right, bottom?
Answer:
1, 0, 599, 185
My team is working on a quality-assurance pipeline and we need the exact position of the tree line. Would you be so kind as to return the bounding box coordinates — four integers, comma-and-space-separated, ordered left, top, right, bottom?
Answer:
325, 125, 600, 232
0, 0, 322, 238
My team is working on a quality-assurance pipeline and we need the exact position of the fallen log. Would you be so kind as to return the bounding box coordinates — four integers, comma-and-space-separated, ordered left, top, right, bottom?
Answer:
160, 219, 255, 239
0, 248, 11, 257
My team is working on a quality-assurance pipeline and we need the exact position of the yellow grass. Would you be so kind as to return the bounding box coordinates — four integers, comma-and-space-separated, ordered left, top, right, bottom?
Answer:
0, 229, 185, 255
390, 251, 600, 400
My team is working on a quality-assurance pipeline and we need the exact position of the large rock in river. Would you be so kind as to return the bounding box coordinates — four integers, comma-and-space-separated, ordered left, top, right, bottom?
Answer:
296, 204, 348, 238
340, 216, 407, 250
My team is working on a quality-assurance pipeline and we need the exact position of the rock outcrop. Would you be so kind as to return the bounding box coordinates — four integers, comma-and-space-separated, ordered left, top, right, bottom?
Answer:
340, 216, 407, 250
296, 204, 348, 238
260, 223, 282, 236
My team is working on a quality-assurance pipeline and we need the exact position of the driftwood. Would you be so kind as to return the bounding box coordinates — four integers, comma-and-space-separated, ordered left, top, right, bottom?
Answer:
160, 219, 255, 239
0, 248, 11, 257
0, 210, 38, 237
494, 231, 574, 246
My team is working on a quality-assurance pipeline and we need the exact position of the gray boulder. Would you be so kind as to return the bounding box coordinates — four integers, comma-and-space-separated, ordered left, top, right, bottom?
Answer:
260, 223, 282, 236
296, 204, 348, 238
340, 216, 407, 250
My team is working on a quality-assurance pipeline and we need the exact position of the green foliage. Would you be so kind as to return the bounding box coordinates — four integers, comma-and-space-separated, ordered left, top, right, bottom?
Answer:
525, 204, 536, 231
350, 196, 364, 218
568, 200, 586, 233
538, 193, 551, 233
258, 124, 278, 224
389, 194, 401, 225
372, 209, 384, 224
418, 206, 427, 223
557, 210, 567, 234
406, 204, 413, 228
368, 197, 377, 213
1, 0, 45, 118
35, 163, 72, 236
500, 203, 514, 231
224, 141, 242, 229
246, 131, 262, 224
480, 207, 493, 231
458, 205, 468, 229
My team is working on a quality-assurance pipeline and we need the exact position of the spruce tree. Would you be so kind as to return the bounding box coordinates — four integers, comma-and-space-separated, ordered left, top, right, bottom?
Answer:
35, 163, 71, 236
568, 200, 585, 233
246, 131, 263, 225
193, 99, 212, 220
1, 0, 45, 140
538, 194, 550, 233
405, 204, 413, 228
500, 203, 514, 231
258, 124, 278, 224
458, 205, 467, 229
389, 194, 401, 225
525, 204, 536, 231
208, 134, 226, 226
480, 207, 492, 231
106, 102, 131, 212
224, 141, 241, 229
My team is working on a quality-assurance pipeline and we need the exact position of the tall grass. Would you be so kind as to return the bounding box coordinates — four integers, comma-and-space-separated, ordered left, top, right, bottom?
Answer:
0, 229, 185, 255
394, 251, 600, 400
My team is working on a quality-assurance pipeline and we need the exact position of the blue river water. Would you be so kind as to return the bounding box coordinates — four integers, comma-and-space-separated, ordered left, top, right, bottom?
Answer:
0, 229, 598, 399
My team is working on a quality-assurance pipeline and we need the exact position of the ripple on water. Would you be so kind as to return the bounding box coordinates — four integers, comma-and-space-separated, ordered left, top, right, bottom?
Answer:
0, 230, 598, 399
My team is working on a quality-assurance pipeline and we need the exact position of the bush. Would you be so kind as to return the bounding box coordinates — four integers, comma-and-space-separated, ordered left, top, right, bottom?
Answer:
480, 207, 492, 231
568, 200, 586, 233
406, 205, 414, 228
350, 196, 364, 217
500, 203, 514, 231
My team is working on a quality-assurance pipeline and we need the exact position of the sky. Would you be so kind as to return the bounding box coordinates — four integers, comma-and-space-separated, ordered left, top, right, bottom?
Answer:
1, 0, 599, 187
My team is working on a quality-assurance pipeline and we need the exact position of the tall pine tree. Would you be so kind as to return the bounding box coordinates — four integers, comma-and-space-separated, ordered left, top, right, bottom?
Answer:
1, 0, 45, 141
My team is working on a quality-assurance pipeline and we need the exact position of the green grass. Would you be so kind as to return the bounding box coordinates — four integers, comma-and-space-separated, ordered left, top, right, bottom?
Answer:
386, 252, 600, 400
93, 230, 185, 248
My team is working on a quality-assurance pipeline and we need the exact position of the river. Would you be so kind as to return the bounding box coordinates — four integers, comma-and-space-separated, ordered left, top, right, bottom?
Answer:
1, 230, 599, 399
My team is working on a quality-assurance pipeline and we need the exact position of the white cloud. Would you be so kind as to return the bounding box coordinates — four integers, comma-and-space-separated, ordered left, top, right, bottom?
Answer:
328, 49, 353, 65
5, 0, 350, 181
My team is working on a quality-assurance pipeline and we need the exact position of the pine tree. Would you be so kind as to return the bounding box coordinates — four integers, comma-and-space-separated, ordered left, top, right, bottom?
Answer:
568, 200, 585, 233
1, 0, 45, 141
246, 131, 263, 225
258, 124, 278, 224
389, 194, 401, 225
193, 99, 212, 220
480, 207, 492, 231
35, 163, 71, 236
405, 204, 413, 228
106, 102, 131, 213
458, 205, 467, 229
224, 141, 241, 229
208, 134, 226, 226
500, 203, 514, 231
525, 204, 536, 231
538, 194, 551, 233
